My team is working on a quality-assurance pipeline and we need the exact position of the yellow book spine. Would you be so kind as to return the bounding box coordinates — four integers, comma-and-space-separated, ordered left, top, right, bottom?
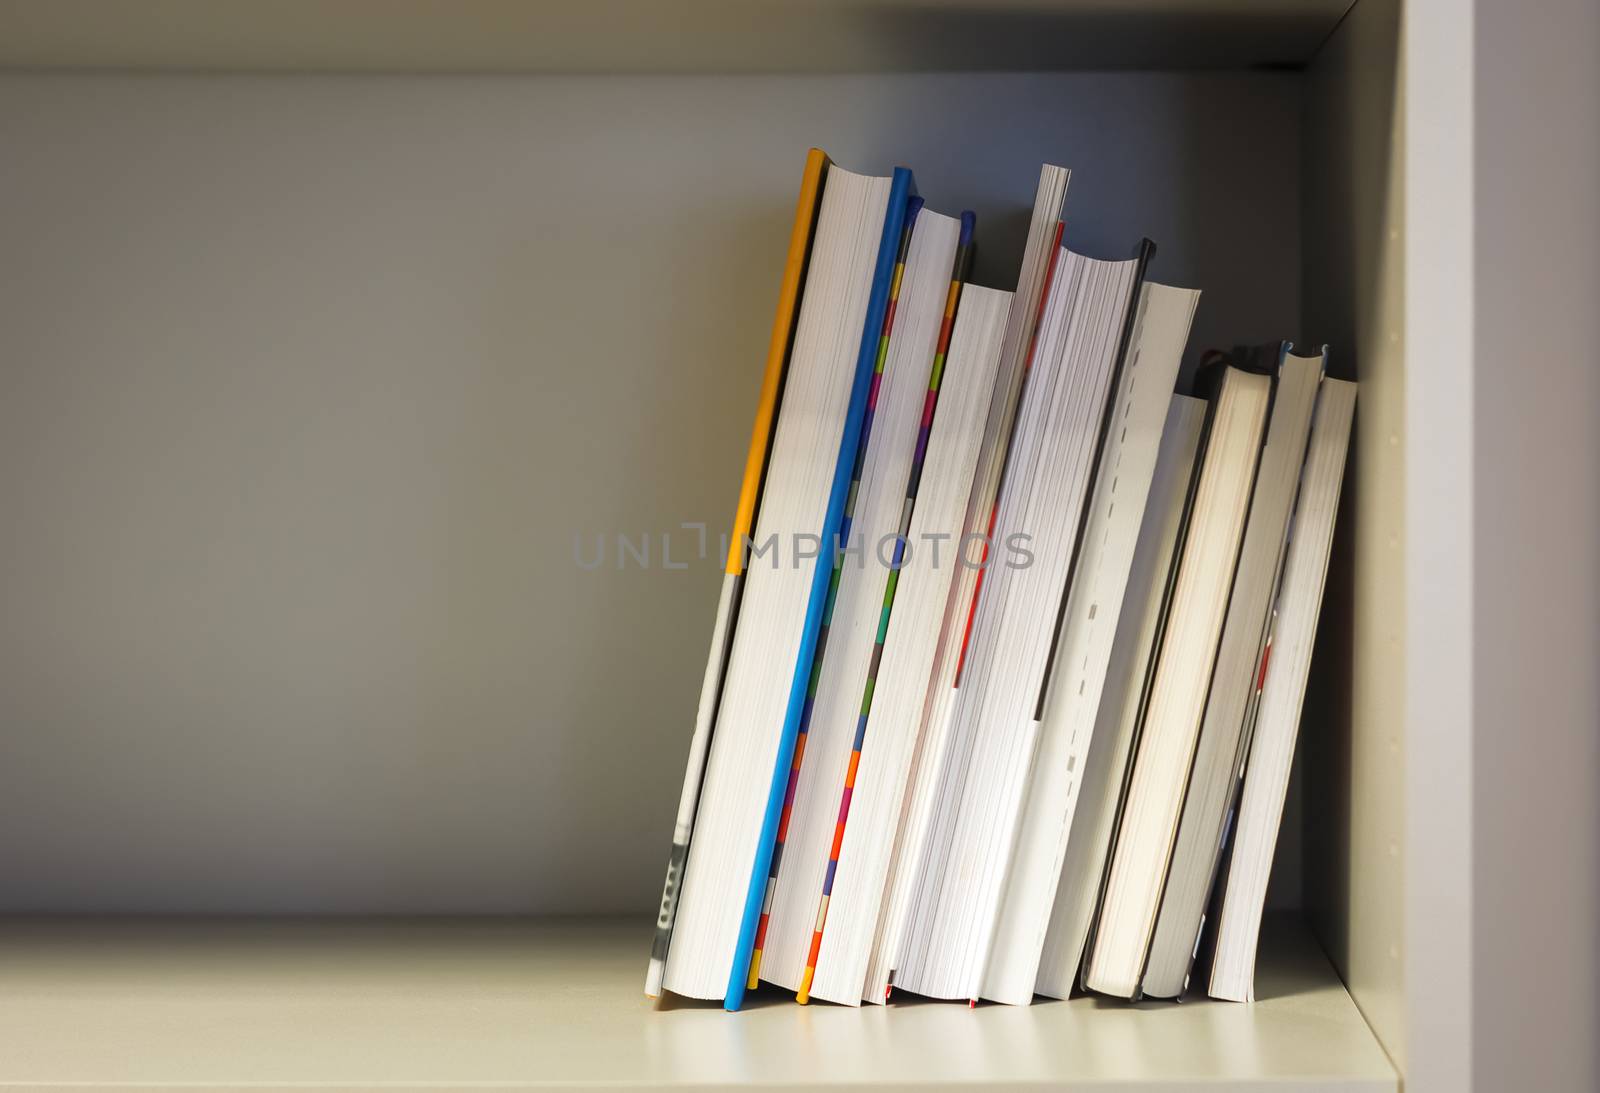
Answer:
722, 147, 829, 574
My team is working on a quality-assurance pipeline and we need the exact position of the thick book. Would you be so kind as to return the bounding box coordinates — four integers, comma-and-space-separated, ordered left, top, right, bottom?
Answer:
661, 160, 914, 1009
1142, 344, 1323, 999
863, 164, 1069, 1004
894, 239, 1152, 1003
1209, 377, 1356, 1002
803, 274, 1009, 1006
1084, 365, 1271, 999
750, 200, 966, 995
982, 281, 1199, 1004
1035, 393, 1208, 999
644, 148, 827, 1000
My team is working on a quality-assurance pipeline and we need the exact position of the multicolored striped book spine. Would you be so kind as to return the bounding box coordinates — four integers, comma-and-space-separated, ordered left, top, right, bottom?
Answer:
745, 197, 924, 991
797, 211, 976, 1003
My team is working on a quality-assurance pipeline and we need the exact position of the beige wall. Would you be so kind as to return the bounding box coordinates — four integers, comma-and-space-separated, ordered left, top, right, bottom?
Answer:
1408, 0, 1600, 1087
1470, 0, 1600, 1088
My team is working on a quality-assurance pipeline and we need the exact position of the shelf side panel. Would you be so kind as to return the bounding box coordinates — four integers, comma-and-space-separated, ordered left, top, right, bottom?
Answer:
1299, 0, 1406, 1071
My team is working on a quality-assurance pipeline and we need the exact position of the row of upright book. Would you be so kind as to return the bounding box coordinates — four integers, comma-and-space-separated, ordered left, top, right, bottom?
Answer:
644, 149, 1355, 1010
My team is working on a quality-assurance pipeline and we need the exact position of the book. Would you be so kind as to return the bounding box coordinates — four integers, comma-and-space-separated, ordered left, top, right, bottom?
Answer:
645, 147, 826, 1000
863, 164, 1069, 1004
750, 200, 966, 994
1035, 393, 1208, 999
1141, 344, 1323, 999
1209, 376, 1356, 1002
1084, 364, 1271, 999
803, 276, 1008, 1006
661, 158, 914, 1008
893, 239, 1151, 1003
650, 151, 1347, 1013
981, 280, 1199, 1005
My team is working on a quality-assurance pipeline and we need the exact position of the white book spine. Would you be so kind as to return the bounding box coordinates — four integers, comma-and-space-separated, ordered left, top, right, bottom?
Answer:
896, 249, 1142, 1002
980, 282, 1198, 1004
755, 210, 962, 992
862, 165, 1069, 1004
664, 168, 891, 1000
1140, 347, 1323, 1000
1084, 367, 1271, 999
1035, 394, 1208, 999
806, 285, 1012, 1006
646, 573, 739, 997
1209, 378, 1356, 1002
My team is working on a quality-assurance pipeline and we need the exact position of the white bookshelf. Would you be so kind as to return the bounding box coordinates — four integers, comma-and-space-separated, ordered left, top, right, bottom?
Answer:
0, 1, 1595, 1090
0, 914, 1392, 1091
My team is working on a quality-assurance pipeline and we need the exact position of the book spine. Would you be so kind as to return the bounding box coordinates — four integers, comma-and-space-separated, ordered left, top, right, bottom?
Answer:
646, 149, 828, 998
870, 177, 1066, 1000
952, 219, 1066, 685
796, 211, 976, 1003
1081, 382, 1222, 996
746, 196, 923, 992
723, 167, 917, 1010
1032, 239, 1156, 719
1160, 346, 1325, 1000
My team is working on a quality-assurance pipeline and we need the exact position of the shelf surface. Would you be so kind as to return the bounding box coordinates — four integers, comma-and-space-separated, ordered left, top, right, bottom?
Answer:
0, 0, 1349, 73
0, 912, 1393, 1090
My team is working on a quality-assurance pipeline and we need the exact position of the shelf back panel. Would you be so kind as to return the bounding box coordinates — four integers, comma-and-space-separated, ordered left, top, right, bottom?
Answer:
0, 70, 1300, 914
0, 0, 1351, 74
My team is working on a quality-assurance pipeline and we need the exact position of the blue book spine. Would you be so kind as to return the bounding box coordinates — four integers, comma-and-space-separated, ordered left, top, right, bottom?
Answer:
721, 166, 916, 1009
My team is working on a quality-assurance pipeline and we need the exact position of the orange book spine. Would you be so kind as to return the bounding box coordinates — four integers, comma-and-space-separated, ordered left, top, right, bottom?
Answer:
723, 147, 830, 573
